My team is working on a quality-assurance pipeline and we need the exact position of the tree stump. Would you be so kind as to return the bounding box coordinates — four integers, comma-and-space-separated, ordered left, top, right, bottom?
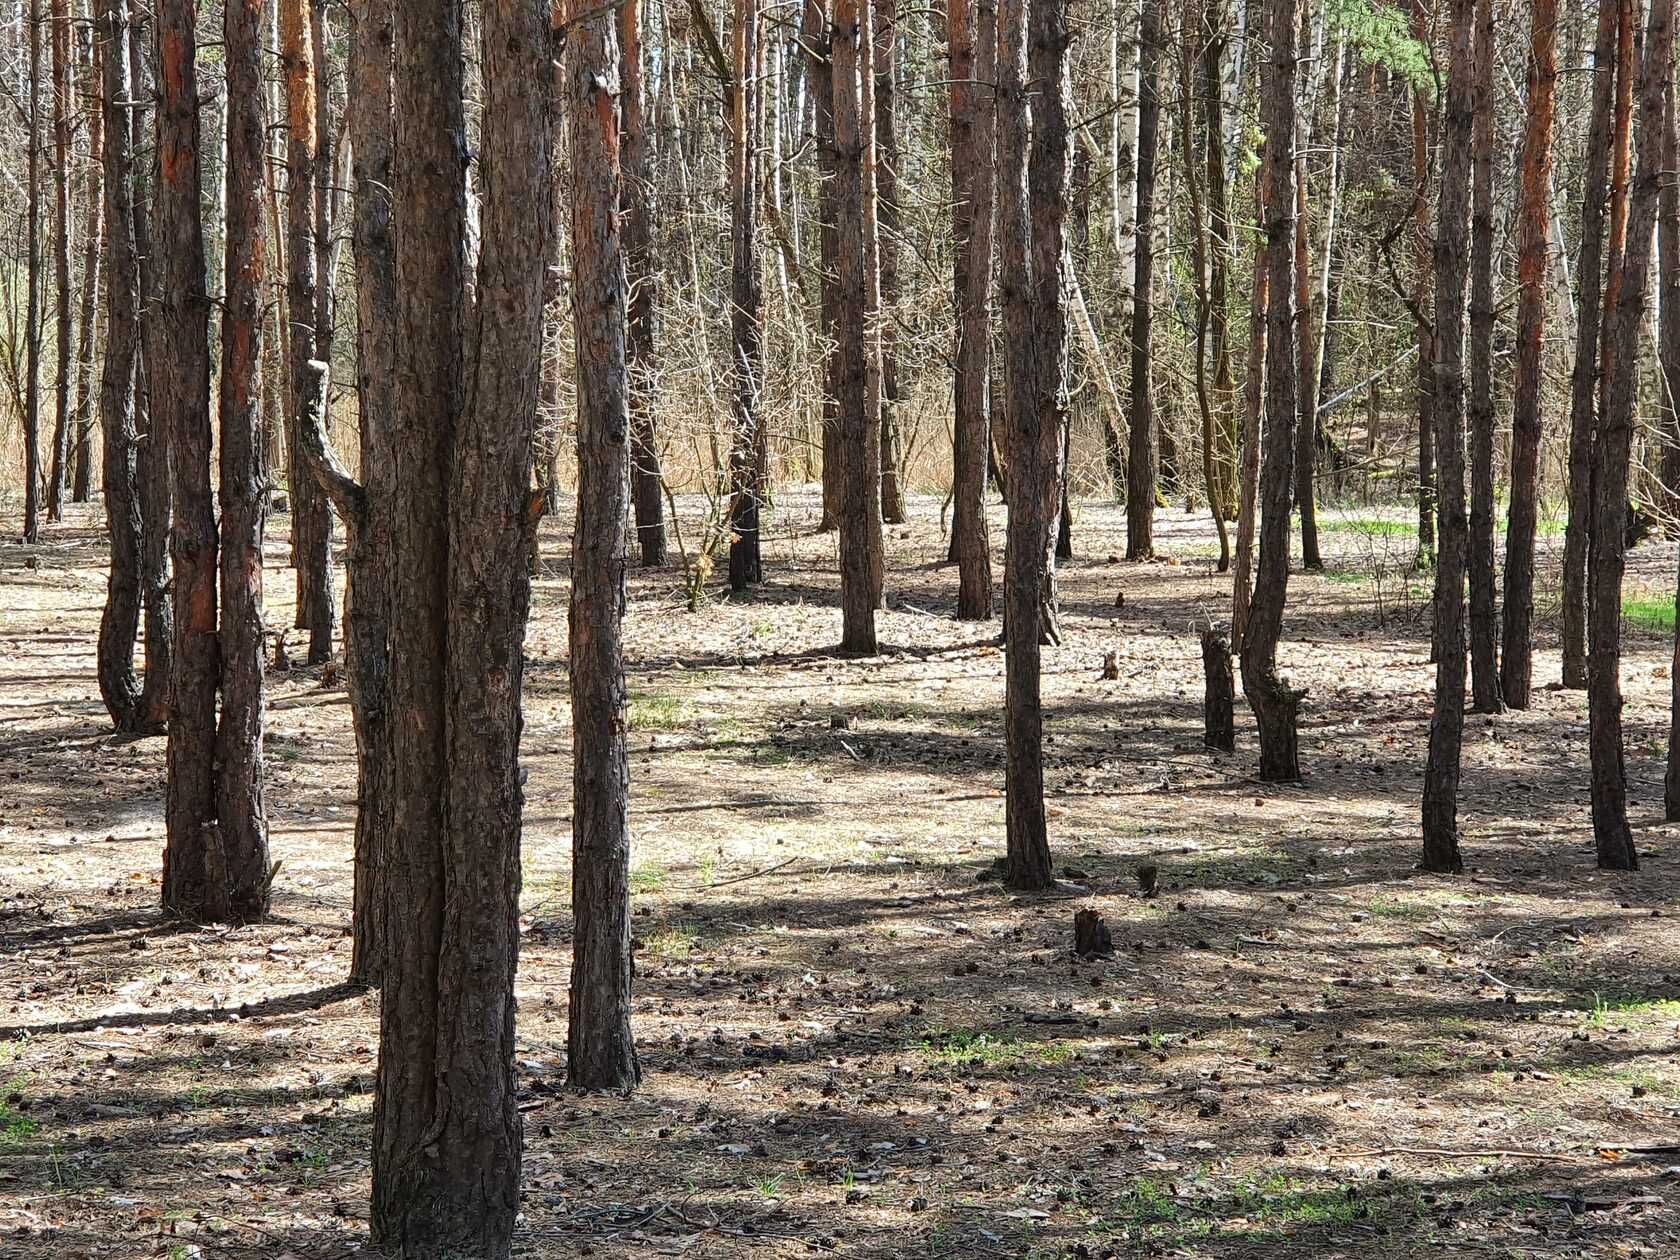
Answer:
1200, 625, 1236, 752
1073, 909, 1114, 958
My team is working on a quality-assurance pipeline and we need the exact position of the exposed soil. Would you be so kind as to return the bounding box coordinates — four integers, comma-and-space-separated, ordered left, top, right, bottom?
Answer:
3, 492, 1679, 1259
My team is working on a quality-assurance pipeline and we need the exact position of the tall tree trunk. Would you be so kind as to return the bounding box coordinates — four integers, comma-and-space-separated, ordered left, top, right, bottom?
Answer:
157, 0, 241, 919
1562, 0, 1627, 690
340, 0, 396, 987
283, 0, 336, 665
1421, 0, 1475, 875
1660, 79, 1680, 516
23, 0, 43, 545
1291, 15, 1323, 572
1232, 145, 1266, 652
809, 0, 842, 532
372, 0, 553, 1245
1203, 0, 1237, 523
95, 0, 147, 731
1500, 0, 1556, 711
1409, 0, 1436, 561
1124, 0, 1162, 561
622, 0, 667, 564
216, 0, 274, 917
997, 0, 1069, 891
46, 0, 72, 522
948, 0, 995, 619
834, 0, 884, 654
1465, 0, 1500, 713
71, 23, 103, 507
1180, 0, 1230, 572
876, 0, 907, 524
1240, 0, 1301, 784
728, 0, 766, 590
565, 0, 640, 1093
1592, 0, 1671, 871
131, 22, 172, 731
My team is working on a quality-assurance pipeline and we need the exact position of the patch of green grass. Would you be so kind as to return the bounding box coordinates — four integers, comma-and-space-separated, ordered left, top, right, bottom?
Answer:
1587, 991, 1680, 1027
627, 690, 694, 732
1366, 894, 1433, 920
1317, 516, 1417, 538
640, 923, 700, 958
0, 1078, 39, 1147
629, 862, 667, 894
917, 1029, 1072, 1070
1623, 594, 1676, 635
1325, 568, 1369, 585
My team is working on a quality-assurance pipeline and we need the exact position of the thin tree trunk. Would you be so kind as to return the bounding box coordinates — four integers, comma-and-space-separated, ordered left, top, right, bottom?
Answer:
1592, 0, 1671, 871
216, 0, 274, 918
46, 0, 72, 521
1660, 78, 1680, 516
1180, 0, 1229, 572
1409, 0, 1436, 562
95, 0, 147, 731
948, 0, 995, 619
1562, 0, 1627, 690
876, 0, 907, 524
1465, 0, 1500, 713
1240, 0, 1302, 784
1125, 0, 1162, 561
728, 0, 765, 590
1203, 0, 1237, 522
1231, 145, 1266, 652
284, 0, 336, 665
70, 23, 103, 506
337, 0, 395, 987
157, 0, 237, 919
565, 0, 639, 1092
1500, 0, 1556, 711
998, 0, 1069, 891
1291, 17, 1325, 572
834, 0, 883, 654
23, 0, 42, 545
1421, 0, 1475, 875
807, 0, 842, 532
623, 0, 667, 564
131, 21, 172, 731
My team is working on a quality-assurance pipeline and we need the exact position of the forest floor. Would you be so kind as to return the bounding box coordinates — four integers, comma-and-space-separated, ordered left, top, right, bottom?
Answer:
3, 490, 1680, 1260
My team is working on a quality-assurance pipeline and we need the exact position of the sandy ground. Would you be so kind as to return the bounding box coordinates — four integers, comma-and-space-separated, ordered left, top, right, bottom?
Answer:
2, 490, 1679, 1259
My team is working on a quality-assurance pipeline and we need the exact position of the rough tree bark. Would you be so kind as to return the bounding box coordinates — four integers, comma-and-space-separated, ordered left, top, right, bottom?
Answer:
997, 0, 1070, 890
1591, 0, 1670, 871
23, 0, 42, 545
1232, 146, 1267, 652
71, 25, 104, 507
46, 0, 72, 521
834, 0, 884, 654
1421, 0, 1474, 875
565, 0, 641, 1092
1125, 0, 1162, 562
728, 0, 765, 590
371, 0, 554, 1246
1240, 0, 1302, 784
948, 0, 996, 619
1180, 0, 1231, 573
1500, 0, 1556, 711
1291, 7, 1322, 573
1409, 0, 1435, 561
215, 0, 273, 916
876, 0, 907, 524
1465, 0, 1500, 713
343, 0, 396, 986
94, 0, 149, 732
622, 0, 667, 564
1561, 0, 1627, 690
283, 0, 336, 665
131, 23, 173, 730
